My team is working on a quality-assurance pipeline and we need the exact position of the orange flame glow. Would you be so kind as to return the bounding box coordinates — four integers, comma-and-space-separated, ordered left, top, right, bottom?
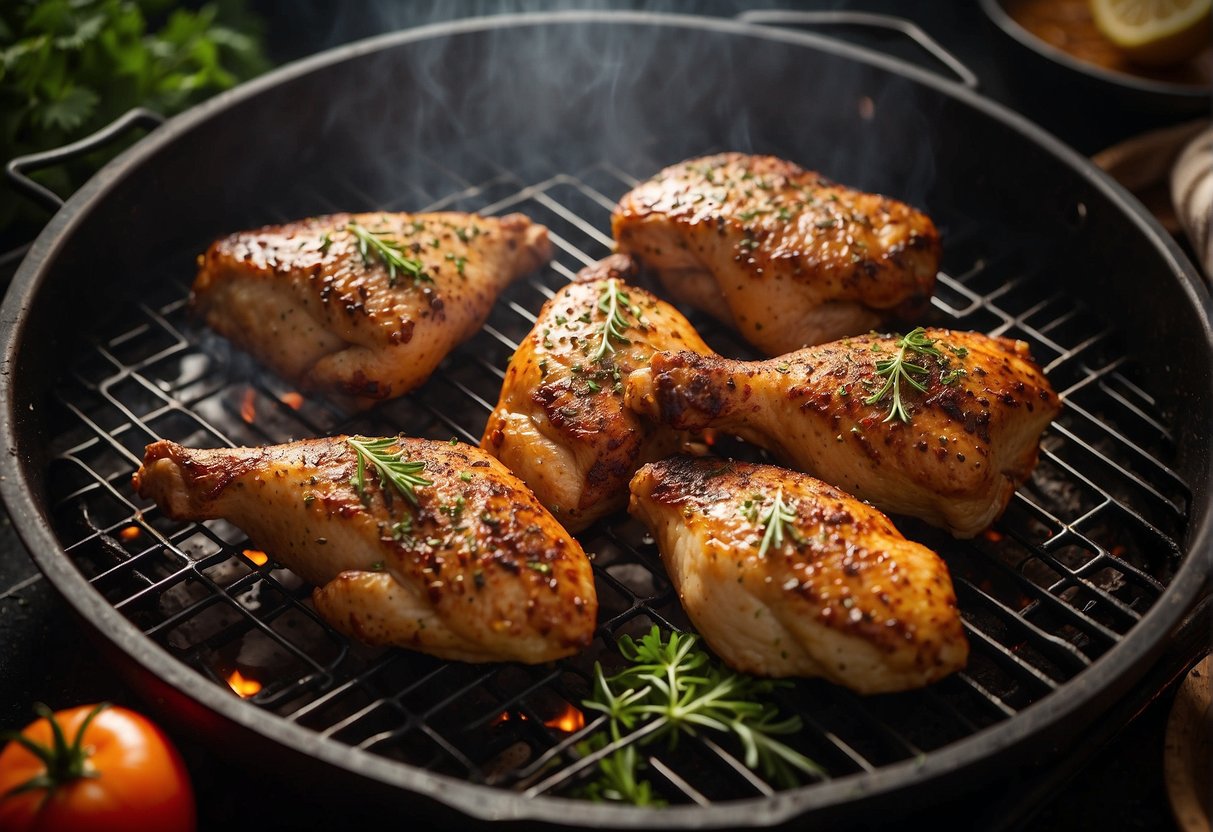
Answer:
544, 704, 585, 733
118, 525, 142, 542
241, 388, 256, 423
490, 711, 529, 728
279, 391, 304, 410
983, 529, 1004, 543
227, 670, 262, 698
243, 549, 269, 566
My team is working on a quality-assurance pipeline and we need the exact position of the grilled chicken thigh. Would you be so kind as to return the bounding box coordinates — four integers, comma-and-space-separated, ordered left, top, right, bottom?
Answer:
612, 152, 940, 355
629, 457, 968, 693
625, 329, 1059, 537
481, 255, 714, 531
193, 211, 551, 408
133, 436, 597, 664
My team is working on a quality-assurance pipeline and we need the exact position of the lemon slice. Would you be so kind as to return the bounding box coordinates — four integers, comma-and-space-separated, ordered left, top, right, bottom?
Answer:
1090, 0, 1212, 65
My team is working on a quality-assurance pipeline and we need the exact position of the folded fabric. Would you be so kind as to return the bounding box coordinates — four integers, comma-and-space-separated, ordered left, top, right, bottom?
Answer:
1170, 127, 1212, 282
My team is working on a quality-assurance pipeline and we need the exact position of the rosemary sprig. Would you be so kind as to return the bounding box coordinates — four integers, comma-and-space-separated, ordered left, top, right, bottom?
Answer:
743, 487, 800, 557
590, 279, 636, 362
346, 436, 432, 507
579, 627, 823, 804
863, 327, 944, 424
345, 221, 429, 287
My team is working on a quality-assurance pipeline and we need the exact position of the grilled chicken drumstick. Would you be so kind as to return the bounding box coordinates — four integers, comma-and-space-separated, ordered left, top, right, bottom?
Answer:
193, 211, 551, 408
133, 436, 597, 664
629, 457, 968, 693
612, 152, 939, 355
625, 328, 1060, 538
481, 255, 714, 531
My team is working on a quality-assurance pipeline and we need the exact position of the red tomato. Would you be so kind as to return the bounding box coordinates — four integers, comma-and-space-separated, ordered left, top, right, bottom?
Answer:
0, 703, 196, 832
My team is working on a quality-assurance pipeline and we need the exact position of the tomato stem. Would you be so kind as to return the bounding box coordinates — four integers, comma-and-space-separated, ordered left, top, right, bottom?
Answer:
0, 702, 108, 801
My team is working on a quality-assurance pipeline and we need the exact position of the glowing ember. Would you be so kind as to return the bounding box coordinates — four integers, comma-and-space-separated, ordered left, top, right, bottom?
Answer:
544, 704, 585, 733
243, 549, 269, 566
983, 529, 1004, 543
118, 525, 142, 542
241, 387, 256, 423
226, 670, 261, 698
490, 711, 529, 728
702, 428, 718, 447
279, 391, 304, 410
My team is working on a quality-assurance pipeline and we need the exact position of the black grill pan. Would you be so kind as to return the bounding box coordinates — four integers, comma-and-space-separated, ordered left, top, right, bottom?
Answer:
2, 11, 1210, 829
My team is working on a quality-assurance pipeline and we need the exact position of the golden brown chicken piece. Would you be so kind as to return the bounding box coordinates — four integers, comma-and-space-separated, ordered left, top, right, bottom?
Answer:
133, 436, 596, 664
625, 328, 1060, 538
193, 211, 551, 408
612, 152, 939, 355
629, 457, 968, 693
481, 255, 714, 532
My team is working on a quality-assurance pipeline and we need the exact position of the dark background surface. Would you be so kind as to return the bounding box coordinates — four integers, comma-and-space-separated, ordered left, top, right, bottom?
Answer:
1, 1, 1208, 830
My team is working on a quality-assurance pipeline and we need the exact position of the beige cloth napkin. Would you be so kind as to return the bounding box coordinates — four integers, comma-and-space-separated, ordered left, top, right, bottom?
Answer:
1170, 127, 1212, 282
1092, 120, 1211, 281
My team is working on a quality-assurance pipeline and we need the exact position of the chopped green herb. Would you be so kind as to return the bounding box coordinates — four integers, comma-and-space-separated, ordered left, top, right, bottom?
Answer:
391, 517, 413, 541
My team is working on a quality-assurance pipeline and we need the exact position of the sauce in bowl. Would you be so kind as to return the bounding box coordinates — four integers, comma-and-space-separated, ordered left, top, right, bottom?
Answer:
1006, 0, 1211, 88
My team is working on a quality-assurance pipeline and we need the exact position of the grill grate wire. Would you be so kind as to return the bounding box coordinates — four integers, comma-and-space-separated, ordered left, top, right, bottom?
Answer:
43, 146, 1191, 806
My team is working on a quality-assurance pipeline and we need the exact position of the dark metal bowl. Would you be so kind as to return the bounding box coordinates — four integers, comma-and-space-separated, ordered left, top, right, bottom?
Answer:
979, 0, 1212, 118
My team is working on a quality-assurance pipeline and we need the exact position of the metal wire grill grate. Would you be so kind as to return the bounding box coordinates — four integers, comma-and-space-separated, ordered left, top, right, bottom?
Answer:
43, 146, 1191, 806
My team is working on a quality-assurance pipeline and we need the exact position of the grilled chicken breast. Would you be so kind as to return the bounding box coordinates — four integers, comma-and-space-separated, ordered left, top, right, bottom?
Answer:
193, 211, 551, 408
625, 329, 1060, 537
133, 436, 597, 664
481, 255, 714, 532
629, 457, 968, 693
612, 152, 939, 355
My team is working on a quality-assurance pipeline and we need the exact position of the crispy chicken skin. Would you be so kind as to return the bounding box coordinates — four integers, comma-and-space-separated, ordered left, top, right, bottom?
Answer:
625, 329, 1060, 537
629, 457, 968, 693
481, 255, 714, 532
612, 152, 940, 355
193, 211, 551, 408
133, 436, 596, 664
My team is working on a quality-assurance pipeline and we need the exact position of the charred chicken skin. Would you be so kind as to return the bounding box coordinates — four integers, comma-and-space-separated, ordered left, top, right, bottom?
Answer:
629, 457, 968, 693
133, 436, 597, 664
625, 329, 1059, 538
612, 152, 940, 355
193, 211, 551, 408
481, 255, 714, 532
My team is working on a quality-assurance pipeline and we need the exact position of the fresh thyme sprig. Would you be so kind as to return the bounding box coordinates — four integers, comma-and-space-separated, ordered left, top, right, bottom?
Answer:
863, 327, 944, 424
346, 436, 433, 507
345, 222, 429, 287
743, 487, 800, 557
590, 279, 636, 362
579, 627, 823, 804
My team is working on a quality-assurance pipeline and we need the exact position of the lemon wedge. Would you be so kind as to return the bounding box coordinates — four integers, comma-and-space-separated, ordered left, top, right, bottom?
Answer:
1090, 0, 1212, 65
